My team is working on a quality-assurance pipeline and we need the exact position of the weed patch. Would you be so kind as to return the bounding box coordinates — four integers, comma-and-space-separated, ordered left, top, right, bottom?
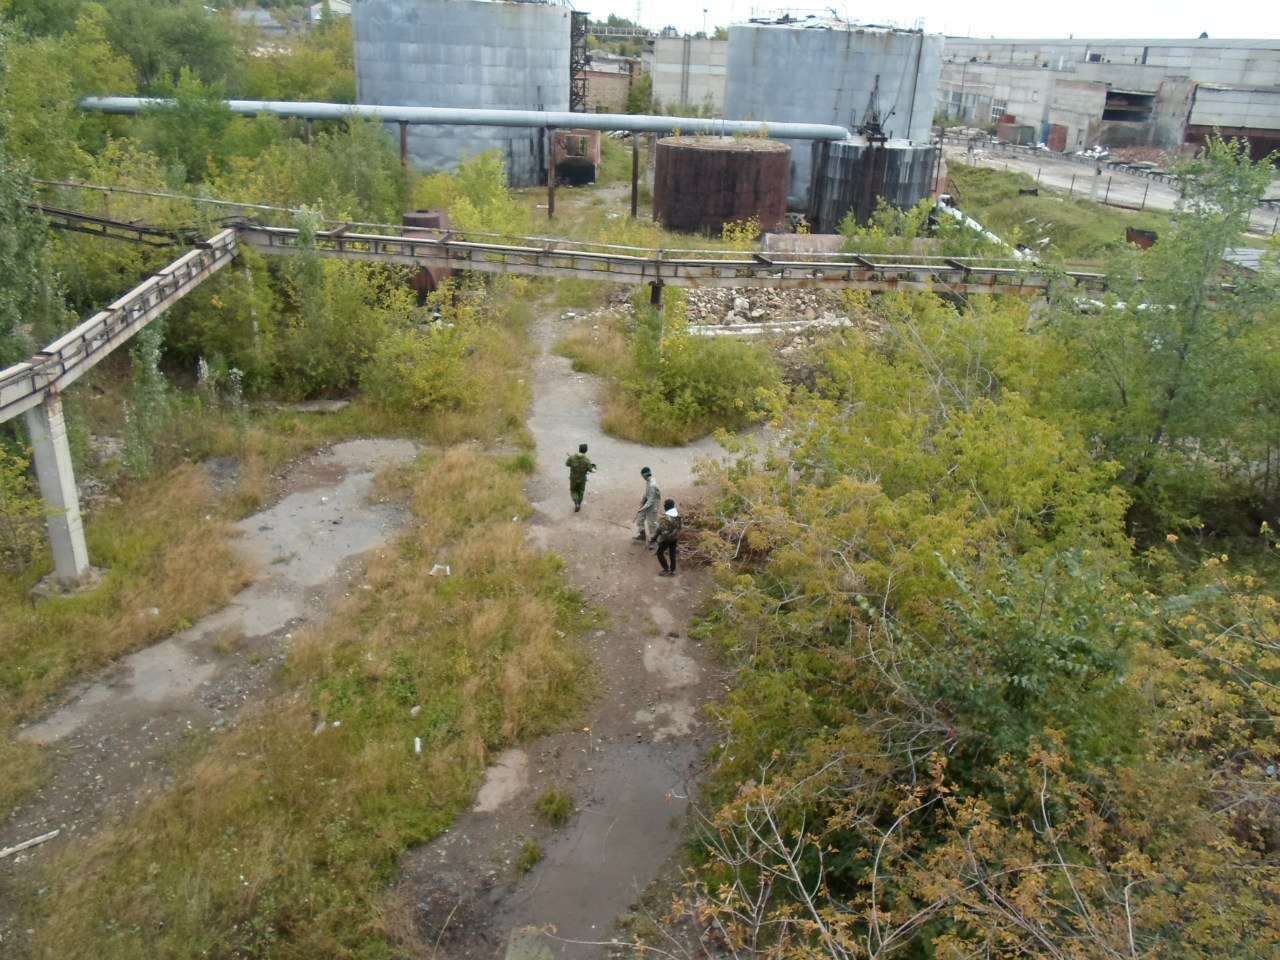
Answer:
18, 447, 593, 959
556, 317, 632, 377
947, 162, 1173, 262
560, 303, 779, 445
516, 838, 542, 872
534, 785, 574, 826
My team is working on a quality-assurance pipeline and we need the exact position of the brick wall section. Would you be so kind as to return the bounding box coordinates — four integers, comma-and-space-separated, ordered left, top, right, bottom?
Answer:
585, 70, 632, 113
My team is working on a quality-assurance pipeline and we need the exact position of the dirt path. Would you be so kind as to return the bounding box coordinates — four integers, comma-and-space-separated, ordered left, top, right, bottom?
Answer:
1, 297, 725, 959
394, 300, 725, 959
0, 438, 420, 943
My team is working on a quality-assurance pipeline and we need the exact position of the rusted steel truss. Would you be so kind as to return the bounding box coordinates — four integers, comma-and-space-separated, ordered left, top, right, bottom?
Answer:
238, 223, 1104, 296
4, 215, 1102, 426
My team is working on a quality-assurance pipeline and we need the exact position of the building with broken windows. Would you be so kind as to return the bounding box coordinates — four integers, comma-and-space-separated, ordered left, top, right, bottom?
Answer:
938, 37, 1280, 159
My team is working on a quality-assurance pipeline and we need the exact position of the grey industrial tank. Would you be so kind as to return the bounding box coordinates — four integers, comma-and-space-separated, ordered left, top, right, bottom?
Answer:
352, 0, 571, 186
808, 137, 939, 233
724, 18, 942, 208
652, 136, 791, 234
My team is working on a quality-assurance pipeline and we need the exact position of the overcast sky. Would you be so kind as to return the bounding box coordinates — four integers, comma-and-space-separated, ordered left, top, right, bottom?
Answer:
576, 1, 1279, 43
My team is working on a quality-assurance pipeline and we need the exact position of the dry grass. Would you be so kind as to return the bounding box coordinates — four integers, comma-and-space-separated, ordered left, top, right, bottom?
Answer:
555, 320, 632, 378
598, 384, 655, 440
18, 446, 595, 960
0, 465, 250, 813
0, 466, 248, 709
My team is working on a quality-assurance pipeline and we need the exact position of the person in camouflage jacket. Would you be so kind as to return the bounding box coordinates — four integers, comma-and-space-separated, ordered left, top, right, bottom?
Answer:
565, 443, 596, 512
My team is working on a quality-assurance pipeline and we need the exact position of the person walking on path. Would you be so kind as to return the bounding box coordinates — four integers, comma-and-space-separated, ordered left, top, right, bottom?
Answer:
565, 443, 596, 512
651, 499, 681, 576
635, 467, 661, 546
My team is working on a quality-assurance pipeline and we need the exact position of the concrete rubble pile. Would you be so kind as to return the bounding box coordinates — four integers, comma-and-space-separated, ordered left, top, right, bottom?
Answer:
684, 288, 864, 332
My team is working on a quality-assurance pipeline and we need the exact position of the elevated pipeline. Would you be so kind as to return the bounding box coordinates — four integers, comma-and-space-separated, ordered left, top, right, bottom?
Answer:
80, 97, 852, 218
80, 97, 850, 142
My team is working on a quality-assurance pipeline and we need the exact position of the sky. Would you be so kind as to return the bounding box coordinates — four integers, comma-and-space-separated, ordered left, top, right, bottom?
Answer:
574, 1, 1280, 43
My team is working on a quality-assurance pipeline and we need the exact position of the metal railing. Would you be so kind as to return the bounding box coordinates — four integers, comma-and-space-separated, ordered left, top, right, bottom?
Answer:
238, 222, 1103, 294
2, 213, 1106, 426
0, 229, 239, 423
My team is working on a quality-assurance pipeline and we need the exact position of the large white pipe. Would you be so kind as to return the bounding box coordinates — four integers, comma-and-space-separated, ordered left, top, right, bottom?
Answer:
81, 97, 852, 141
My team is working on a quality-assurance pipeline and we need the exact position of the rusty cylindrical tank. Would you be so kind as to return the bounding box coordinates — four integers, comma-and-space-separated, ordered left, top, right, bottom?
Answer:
652, 136, 791, 234
808, 138, 939, 233
402, 210, 453, 301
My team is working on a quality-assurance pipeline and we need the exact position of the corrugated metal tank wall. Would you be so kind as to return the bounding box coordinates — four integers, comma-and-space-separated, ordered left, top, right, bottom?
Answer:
352, 0, 571, 186
724, 22, 942, 208
652, 136, 791, 234
807, 138, 939, 233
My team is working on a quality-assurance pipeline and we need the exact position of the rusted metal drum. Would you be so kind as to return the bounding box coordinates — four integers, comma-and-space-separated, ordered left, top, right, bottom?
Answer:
652, 136, 791, 234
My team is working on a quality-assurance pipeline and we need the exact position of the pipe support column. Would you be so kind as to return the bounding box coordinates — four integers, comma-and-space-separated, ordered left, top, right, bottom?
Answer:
25, 394, 90, 583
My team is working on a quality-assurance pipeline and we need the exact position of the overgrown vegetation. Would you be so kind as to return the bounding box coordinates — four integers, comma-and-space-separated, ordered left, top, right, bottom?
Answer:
558, 290, 779, 445
682, 135, 1280, 956
19, 448, 592, 959
945, 161, 1175, 261
0, 443, 47, 573
5, 5, 1280, 956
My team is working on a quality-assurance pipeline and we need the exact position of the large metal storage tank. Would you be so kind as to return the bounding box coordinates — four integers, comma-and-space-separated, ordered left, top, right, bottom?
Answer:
652, 136, 791, 234
808, 137, 939, 233
724, 18, 942, 208
352, 0, 571, 186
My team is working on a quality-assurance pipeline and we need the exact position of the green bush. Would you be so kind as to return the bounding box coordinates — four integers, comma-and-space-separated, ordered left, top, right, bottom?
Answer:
413, 150, 532, 237
0, 443, 48, 574
626, 307, 778, 440
361, 323, 481, 413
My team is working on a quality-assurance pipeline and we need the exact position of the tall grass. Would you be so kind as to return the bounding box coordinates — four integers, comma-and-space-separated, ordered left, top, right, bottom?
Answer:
946, 161, 1174, 262
18, 447, 594, 959
0, 464, 250, 812
556, 307, 780, 446
598, 134, 638, 184
556, 318, 632, 377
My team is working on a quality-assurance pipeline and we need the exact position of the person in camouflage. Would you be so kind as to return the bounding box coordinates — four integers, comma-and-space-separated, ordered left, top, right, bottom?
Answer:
634, 466, 660, 544
651, 498, 681, 576
565, 443, 596, 512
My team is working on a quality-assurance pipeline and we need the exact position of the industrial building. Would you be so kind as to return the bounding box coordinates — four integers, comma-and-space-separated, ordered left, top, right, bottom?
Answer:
580, 52, 636, 113
351, 0, 574, 186
938, 37, 1280, 159
723, 17, 943, 208
648, 36, 726, 114
348, 3, 942, 226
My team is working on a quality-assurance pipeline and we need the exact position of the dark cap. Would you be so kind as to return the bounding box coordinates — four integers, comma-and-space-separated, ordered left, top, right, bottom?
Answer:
579, 443, 588, 453
640, 466, 651, 476
663, 498, 675, 510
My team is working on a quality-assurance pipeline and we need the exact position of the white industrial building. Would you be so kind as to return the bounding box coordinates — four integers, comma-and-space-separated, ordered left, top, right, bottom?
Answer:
938, 37, 1280, 159
352, 0, 574, 185
647, 36, 726, 114
723, 17, 943, 207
